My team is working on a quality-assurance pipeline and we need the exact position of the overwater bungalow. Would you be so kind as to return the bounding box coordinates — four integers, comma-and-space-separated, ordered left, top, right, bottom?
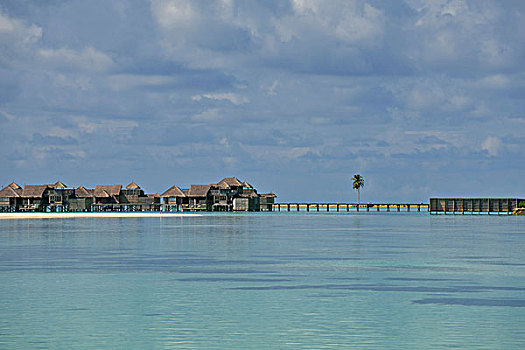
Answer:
0, 177, 274, 213
0, 182, 23, 212
91, 183, 160, 211
120, 182, 160, 211
46, 181, 74, 212
20, 185, 51, 211
160, 184, 187, 212
160, 177, 275, 212
188, 184, 215, 211
69, 186, 94, 211
259, 192, 277, 211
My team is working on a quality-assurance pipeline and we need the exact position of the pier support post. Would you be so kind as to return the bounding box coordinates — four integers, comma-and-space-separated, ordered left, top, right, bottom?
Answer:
287, 204, 290, 212
347, 204, 349, 212
317, 204, 319, 211
387, 204, 390, 212
377, 205, 380, 212
327, 204, 329, 212
337, 204, 339, 212
407, 205, 410, 212
356, 205, 359, 212
366, 204, 369, 212
297, 204, 299, 212
307, 204, 309, 212
397, 204, 400, 212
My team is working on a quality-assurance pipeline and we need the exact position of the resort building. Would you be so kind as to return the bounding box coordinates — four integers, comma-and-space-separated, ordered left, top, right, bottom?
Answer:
0, 177, 274, 212
160, 184, 187, 211
0, 182, 23, 212
160, 177, 276, 212
0, 181, 161, 212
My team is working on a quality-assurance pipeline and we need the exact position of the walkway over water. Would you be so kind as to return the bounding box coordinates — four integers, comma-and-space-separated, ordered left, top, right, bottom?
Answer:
272, 203, 428, 212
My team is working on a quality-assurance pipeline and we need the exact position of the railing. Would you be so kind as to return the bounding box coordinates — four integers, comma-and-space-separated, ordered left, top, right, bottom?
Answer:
272, 203, 429, 212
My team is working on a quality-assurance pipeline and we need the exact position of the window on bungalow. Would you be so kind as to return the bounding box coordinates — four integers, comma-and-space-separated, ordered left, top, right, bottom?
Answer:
0, 197, 8, 202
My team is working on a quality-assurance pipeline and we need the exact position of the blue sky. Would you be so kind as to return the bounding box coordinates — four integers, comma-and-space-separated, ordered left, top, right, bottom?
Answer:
0, 0, 523, 202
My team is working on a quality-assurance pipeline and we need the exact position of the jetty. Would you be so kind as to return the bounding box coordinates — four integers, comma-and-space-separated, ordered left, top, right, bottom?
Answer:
272, 203, 428, 212
429, 198, 524, 215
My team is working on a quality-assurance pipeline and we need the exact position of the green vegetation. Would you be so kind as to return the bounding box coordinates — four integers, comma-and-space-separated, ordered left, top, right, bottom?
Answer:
519, 201, 525, 207
351, 174, 365, 204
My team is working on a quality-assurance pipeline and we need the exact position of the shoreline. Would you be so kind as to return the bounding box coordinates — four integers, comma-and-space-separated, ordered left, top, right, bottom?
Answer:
0, 212, 201, 220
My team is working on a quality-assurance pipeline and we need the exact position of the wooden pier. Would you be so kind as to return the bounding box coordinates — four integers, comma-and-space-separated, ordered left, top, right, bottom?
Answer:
272, 203, 428, 212
429, 198, 524, 215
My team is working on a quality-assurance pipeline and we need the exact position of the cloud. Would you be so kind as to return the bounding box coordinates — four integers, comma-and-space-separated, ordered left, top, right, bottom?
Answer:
0, 111, 15, 122
39, 47, 113, 71
482, 136, 502, 156
0, 9, 42, 66
0, 1, 523, 201
109, 74, 177, 91
192, 92, 249, 105
30, 132, 78, 146
191, 108, 223, 122
286, 0, 386, 44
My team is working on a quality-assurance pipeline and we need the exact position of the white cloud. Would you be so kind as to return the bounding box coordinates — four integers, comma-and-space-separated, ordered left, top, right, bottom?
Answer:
0, 111, 16, 121
76, 117, 138, 135
0, 11, 15, 32
192, 93, 249, 105
151, 0, 198, 28
39, 47, 113, 72
267, 79, 280, 95
108, 74, 176, 91
477, 74, 511, 89
482, 136, 502, 156
191, 108, 222, 122
279, 0, 385, 44
0, 10, 41, 43
0, 9, 42, 65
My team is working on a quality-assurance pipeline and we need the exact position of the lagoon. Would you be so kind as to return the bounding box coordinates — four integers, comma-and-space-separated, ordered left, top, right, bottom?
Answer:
0, 213, 524, 349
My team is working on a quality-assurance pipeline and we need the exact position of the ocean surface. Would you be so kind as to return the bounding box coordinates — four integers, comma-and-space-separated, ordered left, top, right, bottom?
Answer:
0, 212, 524, 349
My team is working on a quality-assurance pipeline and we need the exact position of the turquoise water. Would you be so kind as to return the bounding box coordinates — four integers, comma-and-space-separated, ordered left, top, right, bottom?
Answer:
0, 213, 524, 349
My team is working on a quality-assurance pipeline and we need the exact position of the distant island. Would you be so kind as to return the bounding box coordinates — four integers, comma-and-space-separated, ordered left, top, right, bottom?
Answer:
0, 177, 276, 213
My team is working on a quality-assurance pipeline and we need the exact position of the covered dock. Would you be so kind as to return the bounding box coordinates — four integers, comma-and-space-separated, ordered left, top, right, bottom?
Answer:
429, 198, 524, 215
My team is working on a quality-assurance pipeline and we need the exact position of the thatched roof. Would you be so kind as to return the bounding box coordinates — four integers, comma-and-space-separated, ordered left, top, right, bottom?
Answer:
0, 185, 21, 198
242, 181, 253, 189
52, 181, 67, 188
75, 186, 94, 198
125, 182, 141, 190
22, 185, 49, 198
7, 182, 22, 190
260, 192, 277, 198
217, 182, 229, 189
218, 177, 243, 188
161, 184, 186, 197
181, 189, 190, 196
188, 184, 213, 197
95, 185, 121, 197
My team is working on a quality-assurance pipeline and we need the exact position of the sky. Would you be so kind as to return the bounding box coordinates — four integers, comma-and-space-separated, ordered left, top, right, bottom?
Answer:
0, 0, 523, 202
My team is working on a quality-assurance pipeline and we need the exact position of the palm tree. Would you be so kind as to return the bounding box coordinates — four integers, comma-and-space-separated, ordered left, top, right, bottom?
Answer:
351, 174, 365, 204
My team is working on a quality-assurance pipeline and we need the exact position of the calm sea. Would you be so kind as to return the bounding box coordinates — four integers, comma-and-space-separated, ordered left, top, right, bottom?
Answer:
0, 213, 524, 349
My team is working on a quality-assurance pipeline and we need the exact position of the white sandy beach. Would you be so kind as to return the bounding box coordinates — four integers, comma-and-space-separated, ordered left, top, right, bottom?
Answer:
0, 212, 201, 220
